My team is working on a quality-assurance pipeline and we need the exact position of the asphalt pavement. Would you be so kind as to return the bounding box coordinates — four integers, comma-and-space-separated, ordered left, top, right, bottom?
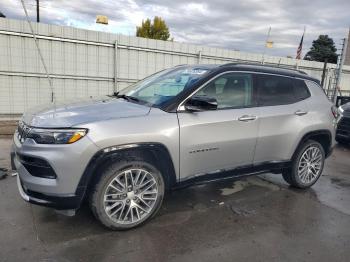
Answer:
0, 138, 350, 262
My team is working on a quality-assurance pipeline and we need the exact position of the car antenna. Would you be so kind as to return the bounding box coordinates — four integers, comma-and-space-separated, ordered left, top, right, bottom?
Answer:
20, 0, 55, 104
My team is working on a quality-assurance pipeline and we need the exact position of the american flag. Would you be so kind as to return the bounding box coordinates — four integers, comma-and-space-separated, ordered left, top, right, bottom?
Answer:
296, 31, 305, 59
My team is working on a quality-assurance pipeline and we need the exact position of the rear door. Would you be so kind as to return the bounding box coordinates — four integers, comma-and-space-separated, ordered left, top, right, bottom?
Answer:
177, 72, 260, 180
254, 74, 310, 163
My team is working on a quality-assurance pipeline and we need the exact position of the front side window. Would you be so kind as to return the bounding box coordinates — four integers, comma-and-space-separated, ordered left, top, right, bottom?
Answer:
119, 67, 209, 106
257, 75, 295, 106
195, 73, 255, 109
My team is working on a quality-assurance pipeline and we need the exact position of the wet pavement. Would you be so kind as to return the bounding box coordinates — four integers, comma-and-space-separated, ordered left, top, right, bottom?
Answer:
0, 138, 350, 262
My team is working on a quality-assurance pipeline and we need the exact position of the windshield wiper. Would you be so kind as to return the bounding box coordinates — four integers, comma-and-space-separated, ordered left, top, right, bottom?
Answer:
111, 92, 140, 102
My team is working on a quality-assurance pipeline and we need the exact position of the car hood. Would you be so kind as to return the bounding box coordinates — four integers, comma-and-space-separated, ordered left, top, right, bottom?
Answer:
22, 97, 151, 128
341, 102, 350, 112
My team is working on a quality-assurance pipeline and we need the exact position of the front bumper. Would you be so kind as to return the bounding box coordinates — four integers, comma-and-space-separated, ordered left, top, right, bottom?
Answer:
16, 174, 83, 210
12, 131, 100, 210
336, 116, 350, 141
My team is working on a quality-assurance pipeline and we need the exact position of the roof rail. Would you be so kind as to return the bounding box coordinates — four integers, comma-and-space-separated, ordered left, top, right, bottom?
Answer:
219, 62, 307, 75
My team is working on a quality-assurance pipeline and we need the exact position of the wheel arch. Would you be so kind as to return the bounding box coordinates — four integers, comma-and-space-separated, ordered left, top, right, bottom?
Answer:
292, 130, 333, 160
77, 143, 177, 201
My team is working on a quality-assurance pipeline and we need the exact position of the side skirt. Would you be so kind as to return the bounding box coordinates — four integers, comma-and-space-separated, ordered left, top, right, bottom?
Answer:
172, 160, 291, 190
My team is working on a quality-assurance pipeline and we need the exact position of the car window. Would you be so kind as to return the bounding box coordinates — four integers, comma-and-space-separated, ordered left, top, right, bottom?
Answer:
120, 67, 209, 106
257, 75, 295, 106
138, 75, 190, 97
195, 73, 255, 109
293, 79, 310, 101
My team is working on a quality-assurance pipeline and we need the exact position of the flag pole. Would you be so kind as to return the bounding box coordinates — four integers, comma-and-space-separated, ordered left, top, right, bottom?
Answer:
262, 26, 271, 64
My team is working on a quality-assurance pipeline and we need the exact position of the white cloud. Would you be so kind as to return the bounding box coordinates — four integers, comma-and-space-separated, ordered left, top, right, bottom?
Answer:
1, 0, 349, 58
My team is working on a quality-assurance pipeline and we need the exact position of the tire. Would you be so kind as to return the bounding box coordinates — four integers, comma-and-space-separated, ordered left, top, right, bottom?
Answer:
282, 140, 325, 189
90, 158, 165, 230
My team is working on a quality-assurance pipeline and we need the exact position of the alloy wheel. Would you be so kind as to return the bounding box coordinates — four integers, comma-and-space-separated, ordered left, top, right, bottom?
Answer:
103, 168, 159, 225
297, 146, 323, 184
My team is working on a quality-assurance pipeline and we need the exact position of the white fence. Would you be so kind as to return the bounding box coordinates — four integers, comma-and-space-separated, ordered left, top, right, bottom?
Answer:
1, 18, 350, 116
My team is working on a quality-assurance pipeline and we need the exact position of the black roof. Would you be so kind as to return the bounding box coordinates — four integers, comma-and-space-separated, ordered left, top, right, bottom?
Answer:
190, 63, 319, 83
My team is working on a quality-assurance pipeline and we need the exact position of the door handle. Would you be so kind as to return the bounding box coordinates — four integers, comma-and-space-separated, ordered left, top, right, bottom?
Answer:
294, 110, 308, 116
238, 115, 257, 122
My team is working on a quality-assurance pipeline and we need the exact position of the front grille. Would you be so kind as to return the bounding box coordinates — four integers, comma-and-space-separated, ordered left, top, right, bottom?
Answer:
17, 153, 57, 179
337, 117, 350, 138
343, 110, 350, 118
338, 117, 350, 131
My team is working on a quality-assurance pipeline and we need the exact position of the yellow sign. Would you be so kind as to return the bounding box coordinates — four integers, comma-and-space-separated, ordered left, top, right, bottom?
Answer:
266, 41, 273, 48
96, 15, 108, 25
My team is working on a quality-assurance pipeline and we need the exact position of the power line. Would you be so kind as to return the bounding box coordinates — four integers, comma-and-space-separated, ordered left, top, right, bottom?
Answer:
20, 0, 55, 103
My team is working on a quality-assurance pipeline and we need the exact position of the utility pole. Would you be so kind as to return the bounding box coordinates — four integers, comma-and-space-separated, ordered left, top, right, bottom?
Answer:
320, 58, 328, 88
36, 0, 40, 22
332, 37, 348, 103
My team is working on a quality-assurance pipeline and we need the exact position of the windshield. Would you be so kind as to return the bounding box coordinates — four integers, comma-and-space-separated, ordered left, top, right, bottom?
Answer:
118, 66, 209, 106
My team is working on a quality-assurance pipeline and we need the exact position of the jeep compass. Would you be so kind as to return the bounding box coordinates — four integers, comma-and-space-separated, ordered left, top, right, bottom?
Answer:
12, 63, 336, 229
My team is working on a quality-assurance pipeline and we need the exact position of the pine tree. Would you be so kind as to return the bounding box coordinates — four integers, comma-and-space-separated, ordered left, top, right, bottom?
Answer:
304, 35, 338, 63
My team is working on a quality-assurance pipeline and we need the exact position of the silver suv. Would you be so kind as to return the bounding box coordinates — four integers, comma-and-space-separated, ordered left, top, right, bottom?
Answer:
12, 63, 336, 230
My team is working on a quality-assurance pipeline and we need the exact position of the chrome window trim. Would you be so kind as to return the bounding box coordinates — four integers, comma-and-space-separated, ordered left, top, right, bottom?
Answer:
177, 70, 318, 112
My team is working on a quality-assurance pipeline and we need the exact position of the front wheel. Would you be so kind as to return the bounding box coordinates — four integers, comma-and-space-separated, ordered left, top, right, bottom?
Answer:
90, 160, 165, 230
282, 140, 325, 188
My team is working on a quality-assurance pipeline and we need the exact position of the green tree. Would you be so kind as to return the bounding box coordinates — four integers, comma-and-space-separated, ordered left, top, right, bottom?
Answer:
304, 35, 337, 63
136, 16, 171, 41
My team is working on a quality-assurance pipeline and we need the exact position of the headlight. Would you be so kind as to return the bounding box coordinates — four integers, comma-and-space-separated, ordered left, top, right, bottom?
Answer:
27, 128, 88, 144
338, 106, 344, 115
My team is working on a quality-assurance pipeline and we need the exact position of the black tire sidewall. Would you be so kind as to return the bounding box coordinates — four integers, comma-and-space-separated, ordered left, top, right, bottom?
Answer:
91, 160, 165, 230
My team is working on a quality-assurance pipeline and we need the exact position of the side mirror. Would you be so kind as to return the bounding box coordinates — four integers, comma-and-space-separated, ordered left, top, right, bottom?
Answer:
184, 96, 218, 112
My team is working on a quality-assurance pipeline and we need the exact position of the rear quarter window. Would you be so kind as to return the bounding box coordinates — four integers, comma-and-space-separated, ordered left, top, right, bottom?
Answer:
293, 79, 311, 101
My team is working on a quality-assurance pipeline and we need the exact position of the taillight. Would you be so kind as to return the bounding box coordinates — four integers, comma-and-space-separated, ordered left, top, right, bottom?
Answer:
331, 105, 338, 118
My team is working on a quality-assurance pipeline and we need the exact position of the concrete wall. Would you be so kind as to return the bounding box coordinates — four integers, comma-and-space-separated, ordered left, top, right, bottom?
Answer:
1, 18, 350, 116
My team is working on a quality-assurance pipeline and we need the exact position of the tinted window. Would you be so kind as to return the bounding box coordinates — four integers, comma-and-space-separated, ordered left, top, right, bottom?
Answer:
293, 79, 310, 101
257, 75, 295, 106
195, 73, 255, 109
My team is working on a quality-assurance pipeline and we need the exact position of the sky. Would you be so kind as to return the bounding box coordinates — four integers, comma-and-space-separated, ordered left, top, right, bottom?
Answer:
1, 0, 349, 58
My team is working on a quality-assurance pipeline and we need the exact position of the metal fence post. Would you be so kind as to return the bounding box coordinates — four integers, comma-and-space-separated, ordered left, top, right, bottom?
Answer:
321, 59, 328, 88
114, 40, 118, 92
198, 51, 202, 64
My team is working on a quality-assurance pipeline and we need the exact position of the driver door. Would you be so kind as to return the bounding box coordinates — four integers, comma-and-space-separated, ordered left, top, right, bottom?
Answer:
177, 72, 260, 180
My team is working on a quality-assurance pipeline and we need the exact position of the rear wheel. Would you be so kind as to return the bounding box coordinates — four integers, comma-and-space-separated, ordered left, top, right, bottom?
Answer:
282, 140, 325, 188
90, 159, 165, 230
